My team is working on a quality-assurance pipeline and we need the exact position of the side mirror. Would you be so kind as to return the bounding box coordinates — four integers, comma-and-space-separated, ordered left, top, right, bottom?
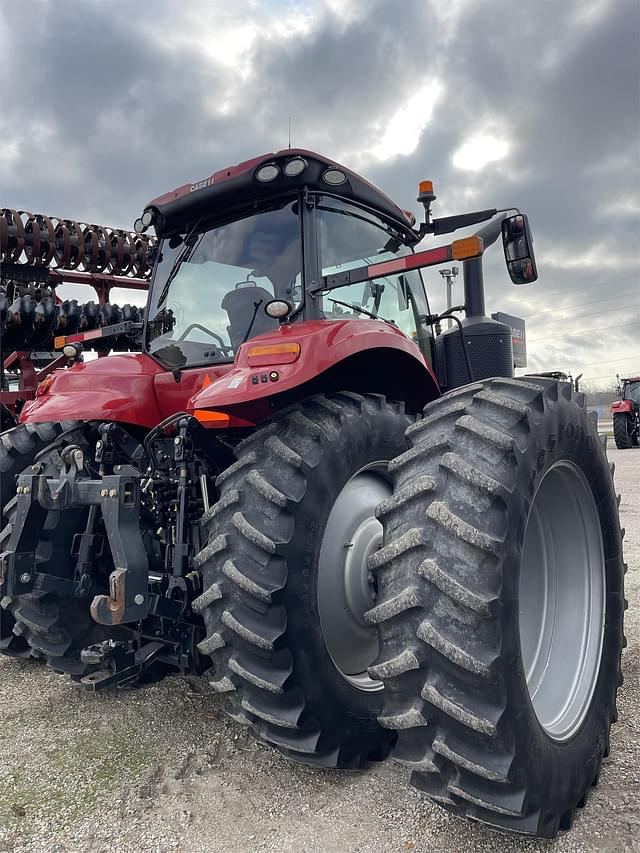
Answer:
502, 214, 538, 284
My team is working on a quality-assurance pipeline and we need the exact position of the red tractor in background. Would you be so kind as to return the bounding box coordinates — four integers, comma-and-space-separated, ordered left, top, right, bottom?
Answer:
612, 374, 640, 448
0, 150, 625, 839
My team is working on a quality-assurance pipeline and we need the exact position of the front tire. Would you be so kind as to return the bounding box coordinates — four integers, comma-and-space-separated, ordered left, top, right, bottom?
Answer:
613, 412, 635, 449
194, 392, 412, 768
369, 377, 625, 837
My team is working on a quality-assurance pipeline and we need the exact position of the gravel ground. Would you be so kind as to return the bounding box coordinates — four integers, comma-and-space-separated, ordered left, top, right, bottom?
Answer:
1, 446, 638, 853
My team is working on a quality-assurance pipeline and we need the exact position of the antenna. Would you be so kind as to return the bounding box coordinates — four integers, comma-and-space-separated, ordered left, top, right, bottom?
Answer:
288, 116, 292, 149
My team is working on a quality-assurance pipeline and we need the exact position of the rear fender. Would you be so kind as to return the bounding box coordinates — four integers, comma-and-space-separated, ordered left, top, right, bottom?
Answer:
189, 320, 440, 417
611, 400, 633, 414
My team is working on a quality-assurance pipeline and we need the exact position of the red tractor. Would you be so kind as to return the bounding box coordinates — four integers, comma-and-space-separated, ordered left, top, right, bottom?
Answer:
611, 374, 640, 448
0, 151, 625, 838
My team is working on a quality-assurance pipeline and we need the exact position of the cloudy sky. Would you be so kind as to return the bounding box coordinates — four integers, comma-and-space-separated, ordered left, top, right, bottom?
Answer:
1, 0, 638, 386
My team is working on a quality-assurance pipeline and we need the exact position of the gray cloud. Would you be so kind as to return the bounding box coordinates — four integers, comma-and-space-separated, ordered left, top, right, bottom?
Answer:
1, 0, 638, 383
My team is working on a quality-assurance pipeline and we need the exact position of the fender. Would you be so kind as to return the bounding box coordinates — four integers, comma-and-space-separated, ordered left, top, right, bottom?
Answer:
189, 320, 439, 416
611, 400, 633, 414
19, 354, 233, 428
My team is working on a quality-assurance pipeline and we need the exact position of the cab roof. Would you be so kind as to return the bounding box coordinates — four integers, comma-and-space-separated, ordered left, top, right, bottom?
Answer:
145, 149, 418, 239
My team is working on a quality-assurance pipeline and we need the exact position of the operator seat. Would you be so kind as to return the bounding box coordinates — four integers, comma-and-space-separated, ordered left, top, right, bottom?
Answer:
221, 283, 279, 351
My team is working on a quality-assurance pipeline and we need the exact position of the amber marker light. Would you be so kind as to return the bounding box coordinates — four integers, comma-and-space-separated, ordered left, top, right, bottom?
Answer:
192, 410, 230, 425
247, 342, 301, 366
36, 376, 55, 397
419, 180, 434, 194
451, 235, 485, 261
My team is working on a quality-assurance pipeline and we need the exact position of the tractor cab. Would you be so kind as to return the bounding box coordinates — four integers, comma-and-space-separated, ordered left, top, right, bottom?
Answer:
618, 375, 640, 404
132, 148, 539, 418
139, 150, 433, 373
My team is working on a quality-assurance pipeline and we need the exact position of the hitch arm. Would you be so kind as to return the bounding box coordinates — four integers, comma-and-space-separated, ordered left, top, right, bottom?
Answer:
90, 474, 149, 625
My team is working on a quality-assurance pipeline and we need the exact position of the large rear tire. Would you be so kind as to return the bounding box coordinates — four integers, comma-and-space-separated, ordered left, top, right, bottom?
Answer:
369, 377, 625, 837
613, 411, 635, 449
0, 422, 76, 657
194, 392, 412, 768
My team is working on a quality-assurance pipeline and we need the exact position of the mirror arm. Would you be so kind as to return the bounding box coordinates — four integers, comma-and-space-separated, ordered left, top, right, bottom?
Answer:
462, 257, 485, 318
461, 210, 518, 318
473, 209, 519, 247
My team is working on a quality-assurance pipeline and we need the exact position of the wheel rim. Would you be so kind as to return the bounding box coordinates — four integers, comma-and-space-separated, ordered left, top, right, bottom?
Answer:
317, 462, 391, 692
519, 460, 606, 741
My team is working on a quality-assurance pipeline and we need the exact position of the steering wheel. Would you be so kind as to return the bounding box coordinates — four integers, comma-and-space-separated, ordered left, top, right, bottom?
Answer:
177, 323, 232, 354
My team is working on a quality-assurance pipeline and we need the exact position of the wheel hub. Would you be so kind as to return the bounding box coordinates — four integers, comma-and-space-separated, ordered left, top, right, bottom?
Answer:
343, 516, 382, 627
317, 464, 391, 693
519, 461, 606, 741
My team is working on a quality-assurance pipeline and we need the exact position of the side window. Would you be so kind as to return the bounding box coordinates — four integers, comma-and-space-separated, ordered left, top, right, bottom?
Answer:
317, 198, 422, 339
369, 272, 422, 338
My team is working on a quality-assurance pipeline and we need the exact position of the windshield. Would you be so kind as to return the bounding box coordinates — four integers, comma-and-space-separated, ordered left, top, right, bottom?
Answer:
316, 197, 427, 339
146, 199, 302, 368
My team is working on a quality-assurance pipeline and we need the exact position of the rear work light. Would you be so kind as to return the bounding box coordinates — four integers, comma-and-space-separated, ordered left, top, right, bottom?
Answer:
247, 341, 301, 366
323, 168, 347, 185
283, 157, 307, 177
255, 163, 280, 182
265, 299, 294, 319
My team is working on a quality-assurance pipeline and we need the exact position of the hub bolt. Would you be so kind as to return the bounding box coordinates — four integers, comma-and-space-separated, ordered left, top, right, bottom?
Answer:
134, 594, 145, 605
19, 573, 31, 584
